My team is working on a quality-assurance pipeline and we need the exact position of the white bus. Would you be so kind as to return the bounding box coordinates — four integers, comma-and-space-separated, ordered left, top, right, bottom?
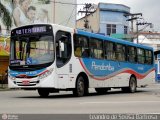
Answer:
8, 24, 155, 97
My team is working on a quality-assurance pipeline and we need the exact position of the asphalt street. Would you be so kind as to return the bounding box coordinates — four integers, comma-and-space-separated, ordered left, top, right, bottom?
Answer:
0, 84, 160, 114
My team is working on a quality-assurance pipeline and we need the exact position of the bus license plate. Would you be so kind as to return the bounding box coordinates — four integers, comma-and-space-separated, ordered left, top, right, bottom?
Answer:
22, 81, 30, 85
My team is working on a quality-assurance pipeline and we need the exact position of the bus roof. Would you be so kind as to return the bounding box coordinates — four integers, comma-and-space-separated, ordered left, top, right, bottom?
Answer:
76, 29, 153, 51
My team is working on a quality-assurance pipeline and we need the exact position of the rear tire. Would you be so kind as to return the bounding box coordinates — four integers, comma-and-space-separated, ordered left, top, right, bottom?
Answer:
122, 76, 137, 93
73, 76, 87, 97
38, 88, 50, 98
129, 76, 137, 93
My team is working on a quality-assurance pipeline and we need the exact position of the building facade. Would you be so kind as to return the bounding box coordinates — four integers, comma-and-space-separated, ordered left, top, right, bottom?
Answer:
134, 32, 160, 51
77, 3, 130, 40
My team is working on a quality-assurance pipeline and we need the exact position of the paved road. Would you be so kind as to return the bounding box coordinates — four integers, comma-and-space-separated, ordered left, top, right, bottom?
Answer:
0, 84, 160, 114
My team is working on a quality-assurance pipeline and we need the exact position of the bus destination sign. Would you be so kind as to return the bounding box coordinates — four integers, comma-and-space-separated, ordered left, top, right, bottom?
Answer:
15, 26, 47, 35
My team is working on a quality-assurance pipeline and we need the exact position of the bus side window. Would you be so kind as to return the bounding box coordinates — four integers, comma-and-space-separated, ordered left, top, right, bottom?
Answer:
104, 41, 115, 60
145, 50, 153, 64
89, 38, 103, 59
137, 48, 145, 64
115, 44, 126, 61
74, 34, 89, 58
128, 46, 137, 63
75, 47, 82, 57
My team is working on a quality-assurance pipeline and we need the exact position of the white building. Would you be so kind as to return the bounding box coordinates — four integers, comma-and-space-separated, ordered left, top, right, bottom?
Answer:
134, 32, 160, 51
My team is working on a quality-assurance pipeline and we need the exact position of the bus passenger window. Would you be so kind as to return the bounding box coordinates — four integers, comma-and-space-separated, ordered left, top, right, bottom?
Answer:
74, 47, 82, 57
115, 44, 126, 61
104, 41, 115, 60
128, 46, 137, 63
82, 48, 89, 57
74, 34, 89, 58
137, 48, 145, 64
89, 38, 103, 59
145, 50, 153, 64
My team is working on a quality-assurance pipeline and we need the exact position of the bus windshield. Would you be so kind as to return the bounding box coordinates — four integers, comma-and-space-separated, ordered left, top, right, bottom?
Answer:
10, 34, 54, 67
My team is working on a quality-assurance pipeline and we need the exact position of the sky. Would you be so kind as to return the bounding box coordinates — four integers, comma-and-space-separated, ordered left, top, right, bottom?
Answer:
77, 0, 160, 32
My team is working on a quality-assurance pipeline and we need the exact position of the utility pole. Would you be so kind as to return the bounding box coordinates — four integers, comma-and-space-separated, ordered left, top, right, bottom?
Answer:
136, 22, 153, 43
78, 3, 95, 30
124, 13, 142, 42
124, 13, 142, 32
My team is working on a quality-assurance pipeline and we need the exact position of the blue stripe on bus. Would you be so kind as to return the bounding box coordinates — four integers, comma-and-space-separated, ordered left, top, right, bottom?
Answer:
77, 29, 153, 50
9, 68, 46, 77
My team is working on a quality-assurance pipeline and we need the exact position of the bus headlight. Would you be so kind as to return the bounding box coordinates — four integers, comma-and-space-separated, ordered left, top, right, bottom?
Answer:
9, 75, 16, 80
38, 68, 53, 80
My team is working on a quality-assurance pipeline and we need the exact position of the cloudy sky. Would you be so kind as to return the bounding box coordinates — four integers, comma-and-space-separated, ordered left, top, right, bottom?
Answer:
77, 0, 160, 32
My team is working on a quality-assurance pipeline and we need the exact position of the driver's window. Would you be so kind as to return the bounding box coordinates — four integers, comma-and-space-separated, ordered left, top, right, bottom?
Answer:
56, 31, 71, 68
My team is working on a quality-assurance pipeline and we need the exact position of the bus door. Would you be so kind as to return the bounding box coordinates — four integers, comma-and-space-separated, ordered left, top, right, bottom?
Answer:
55, 31, 72, 88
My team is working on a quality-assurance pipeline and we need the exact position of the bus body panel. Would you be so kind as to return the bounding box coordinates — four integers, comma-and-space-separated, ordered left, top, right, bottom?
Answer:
8, 23, 155, 92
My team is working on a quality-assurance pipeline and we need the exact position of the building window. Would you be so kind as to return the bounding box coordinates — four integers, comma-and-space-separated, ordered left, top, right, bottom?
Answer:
124, 26, 128, 34
106, 24, 116, 36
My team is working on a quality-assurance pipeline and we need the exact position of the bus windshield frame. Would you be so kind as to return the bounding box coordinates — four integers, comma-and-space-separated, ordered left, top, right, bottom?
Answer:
9, 25, 54, 71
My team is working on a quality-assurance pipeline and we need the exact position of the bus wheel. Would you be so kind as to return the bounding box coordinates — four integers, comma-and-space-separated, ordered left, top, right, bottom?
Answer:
122, 76, 137, 93
73, 76, 85, 97
38, 88, 50, 98
129, 76, 137, 93
95, 88, 109, 94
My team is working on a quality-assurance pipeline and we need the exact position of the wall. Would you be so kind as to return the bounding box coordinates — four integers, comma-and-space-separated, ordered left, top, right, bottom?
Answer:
99, 3, 130, 35
76, 3, 130, 36
0, 0, 76, 34
76, 8, 100, 33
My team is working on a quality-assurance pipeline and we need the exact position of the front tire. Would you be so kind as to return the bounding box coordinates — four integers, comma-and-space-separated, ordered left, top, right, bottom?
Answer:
38, 88, 50, 98
73, 76, 86, 97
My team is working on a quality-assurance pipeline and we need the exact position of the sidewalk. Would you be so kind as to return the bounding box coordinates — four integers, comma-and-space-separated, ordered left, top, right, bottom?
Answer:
145, 82, 160, 89
0, 84, 10, 91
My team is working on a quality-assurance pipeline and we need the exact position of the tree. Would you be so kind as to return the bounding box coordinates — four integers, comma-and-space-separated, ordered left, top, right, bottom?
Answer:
0, 1, 12, 31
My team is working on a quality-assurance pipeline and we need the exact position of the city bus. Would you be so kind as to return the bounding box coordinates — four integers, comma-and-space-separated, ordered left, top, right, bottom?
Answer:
8, 24, 155, 97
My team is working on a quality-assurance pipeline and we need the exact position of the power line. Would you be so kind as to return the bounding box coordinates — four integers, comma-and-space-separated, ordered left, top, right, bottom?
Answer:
65, 5, 77, 26
59, 8, 78, 25
50, 1, 84, 6
78, 3, 95, 29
